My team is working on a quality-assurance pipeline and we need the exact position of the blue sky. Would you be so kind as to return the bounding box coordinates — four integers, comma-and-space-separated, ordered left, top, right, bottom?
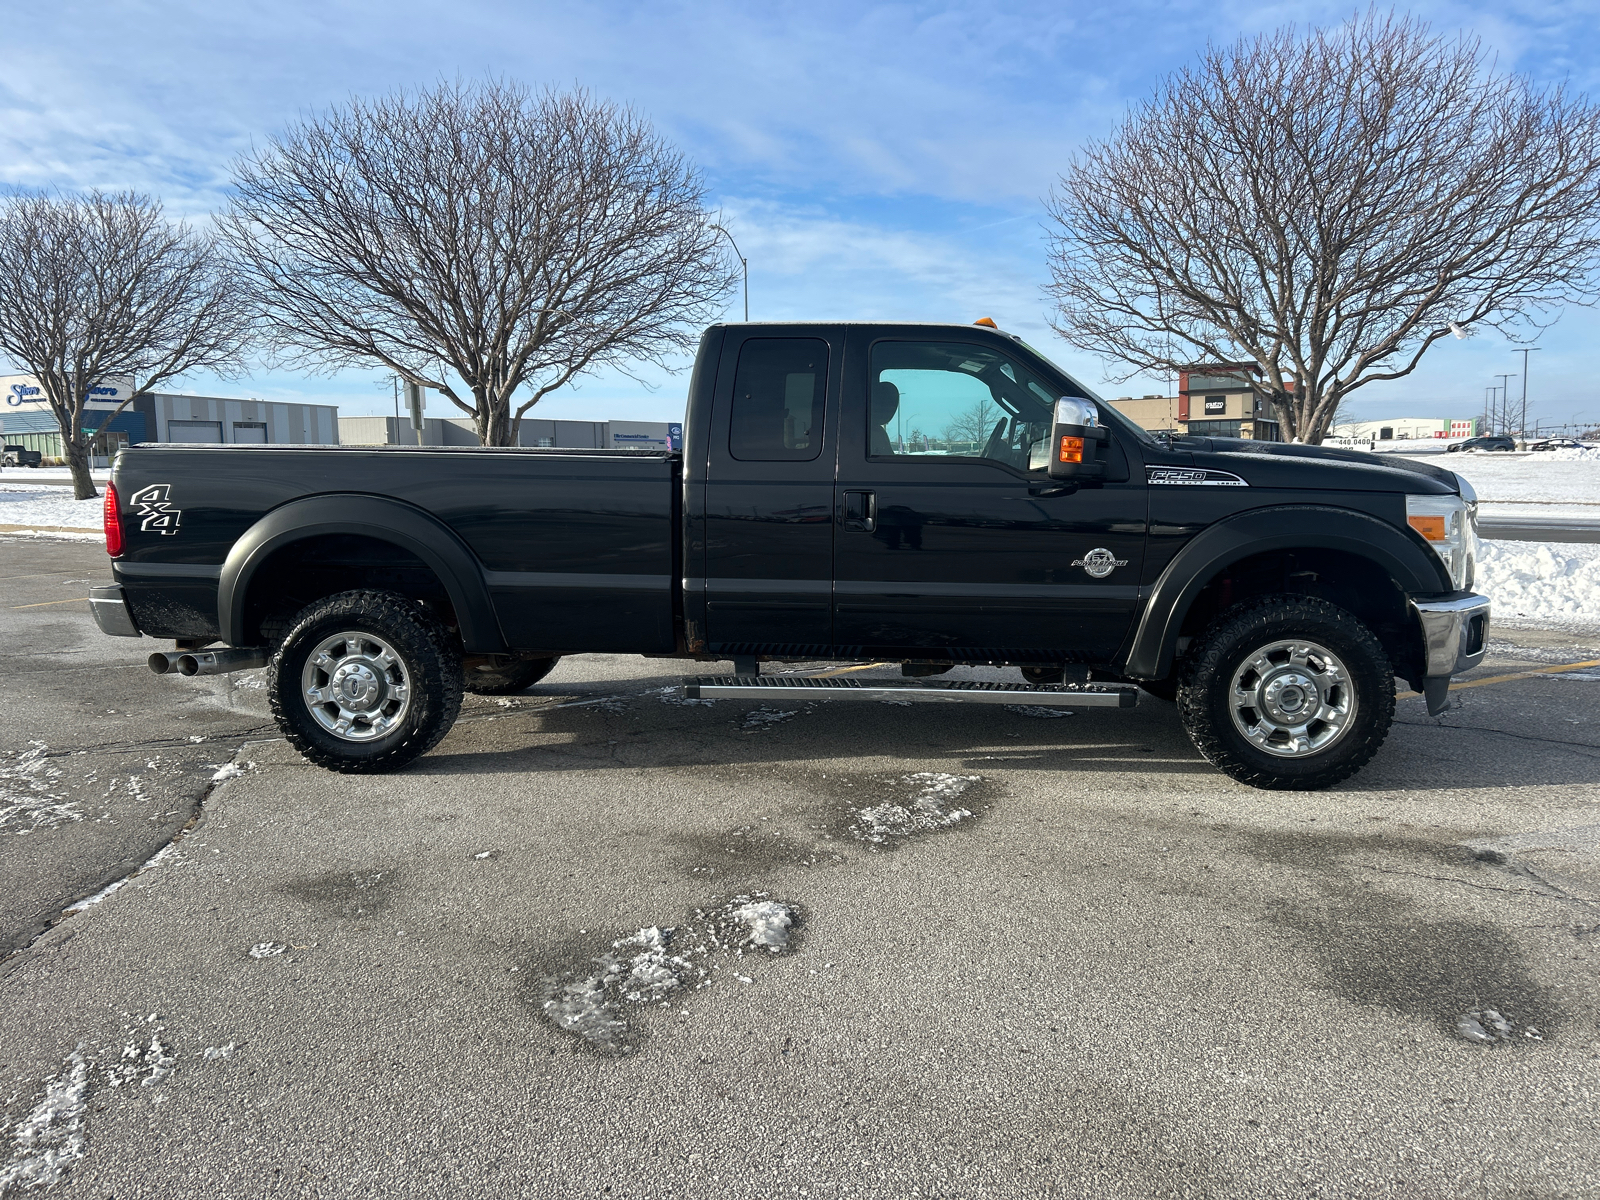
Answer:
4, 0, 1599, 430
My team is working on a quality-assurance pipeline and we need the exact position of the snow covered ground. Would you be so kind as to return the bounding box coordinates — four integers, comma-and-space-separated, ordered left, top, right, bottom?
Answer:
1397, 448, 1600, 523
1476, 540, 1600, 634
0, 482, 101, 528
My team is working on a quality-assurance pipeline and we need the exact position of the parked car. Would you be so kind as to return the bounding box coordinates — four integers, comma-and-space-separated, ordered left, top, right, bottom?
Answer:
1528, 438, 1587, 452
1447, 435, 1516, 452
89, 319, 1489, 791
2, 444, 42, 468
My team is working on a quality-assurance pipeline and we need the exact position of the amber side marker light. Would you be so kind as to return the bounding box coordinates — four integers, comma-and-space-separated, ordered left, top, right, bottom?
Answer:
1407, 514, 1447, 542
1058, 435, 1085, 464
104, 482, 124, 557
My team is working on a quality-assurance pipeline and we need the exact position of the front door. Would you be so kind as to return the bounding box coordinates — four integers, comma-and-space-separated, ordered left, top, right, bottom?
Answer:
702, 329, 841, 657
831, 334, 1148, 664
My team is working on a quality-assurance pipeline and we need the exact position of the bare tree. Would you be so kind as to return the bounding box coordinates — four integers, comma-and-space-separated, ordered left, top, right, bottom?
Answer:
943, 396, 1003, 446
1045, 12, 1600, 443
0, 192, 252, 498
221, 81, 735, 446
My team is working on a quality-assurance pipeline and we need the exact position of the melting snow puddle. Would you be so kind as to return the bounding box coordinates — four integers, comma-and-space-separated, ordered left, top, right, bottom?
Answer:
1004, 705, 1073, 719
541, 894, 798, 1055
849, 772, 982, 847
740, 707, 798, 731
1456, 1008, 1542, 1044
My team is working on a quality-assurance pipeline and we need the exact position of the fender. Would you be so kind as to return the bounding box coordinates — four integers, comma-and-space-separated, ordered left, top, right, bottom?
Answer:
218, 494, 508, 653
1120, 504, 1450, 680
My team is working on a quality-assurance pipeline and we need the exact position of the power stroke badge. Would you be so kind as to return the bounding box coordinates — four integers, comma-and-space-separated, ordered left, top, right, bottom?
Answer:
129, 484, 182, 535
1071, 547, 1128, 579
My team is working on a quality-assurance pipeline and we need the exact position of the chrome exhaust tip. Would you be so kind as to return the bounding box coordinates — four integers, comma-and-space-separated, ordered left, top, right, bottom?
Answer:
147, 651, 184, 675
175, 648, 268, 677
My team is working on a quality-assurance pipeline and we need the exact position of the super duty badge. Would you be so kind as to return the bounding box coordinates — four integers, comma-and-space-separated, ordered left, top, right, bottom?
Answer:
1147, 467, 1248, 487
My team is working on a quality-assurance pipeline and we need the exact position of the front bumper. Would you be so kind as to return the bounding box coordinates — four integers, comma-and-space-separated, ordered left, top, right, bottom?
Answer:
89, 584, 142, 638
1410, 591, 1490, 714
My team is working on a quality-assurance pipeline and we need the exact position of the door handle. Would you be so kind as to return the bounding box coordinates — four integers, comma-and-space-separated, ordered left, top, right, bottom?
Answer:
842, 490, 876, 532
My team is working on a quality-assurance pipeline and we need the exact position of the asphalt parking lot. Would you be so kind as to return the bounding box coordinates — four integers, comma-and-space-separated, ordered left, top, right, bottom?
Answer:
2, 537, 1598, 1200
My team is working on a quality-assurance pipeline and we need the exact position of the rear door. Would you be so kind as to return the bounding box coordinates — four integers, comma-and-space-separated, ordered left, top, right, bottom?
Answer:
701, 327, 842, 657
831, 331, 1148, 664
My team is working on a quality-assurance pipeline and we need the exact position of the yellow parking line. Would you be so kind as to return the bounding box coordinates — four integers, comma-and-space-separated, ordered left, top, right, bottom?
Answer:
1398, 657, 1600, 699
9, 596, 89, 609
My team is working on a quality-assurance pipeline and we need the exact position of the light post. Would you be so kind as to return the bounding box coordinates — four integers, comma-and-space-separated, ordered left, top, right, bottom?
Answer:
711, 224, 748, 321
1495, 374, 1516, 436
1513, 348, 1539, 441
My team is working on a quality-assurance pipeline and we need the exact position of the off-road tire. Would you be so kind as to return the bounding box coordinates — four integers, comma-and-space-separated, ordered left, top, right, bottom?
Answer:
269, 590, 462, 774
1176, 595, 1394, 790
463, 655, 561, 695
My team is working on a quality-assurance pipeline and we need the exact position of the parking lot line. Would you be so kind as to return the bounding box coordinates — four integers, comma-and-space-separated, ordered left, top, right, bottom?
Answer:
1397, 657, 1600, 700
9, 596, 89, 609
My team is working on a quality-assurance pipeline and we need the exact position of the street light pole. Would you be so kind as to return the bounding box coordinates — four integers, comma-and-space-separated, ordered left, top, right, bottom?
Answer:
1513, 348, 1539, 441
711, 224, 748, 321
1494, 374, 1516, 436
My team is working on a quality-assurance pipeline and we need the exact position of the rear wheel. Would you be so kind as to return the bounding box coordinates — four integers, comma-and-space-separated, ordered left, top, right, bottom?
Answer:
463, 655, 560, 695
1176, 595, 1394, 790
269, 590, 462, 774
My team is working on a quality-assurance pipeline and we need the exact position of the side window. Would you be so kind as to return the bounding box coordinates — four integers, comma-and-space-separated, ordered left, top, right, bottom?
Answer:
869, 341, 1086, 472
728, 338, 827, 462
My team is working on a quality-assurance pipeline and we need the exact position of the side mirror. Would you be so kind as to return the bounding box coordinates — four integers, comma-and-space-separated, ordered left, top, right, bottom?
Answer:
1046, 398, 1110, 481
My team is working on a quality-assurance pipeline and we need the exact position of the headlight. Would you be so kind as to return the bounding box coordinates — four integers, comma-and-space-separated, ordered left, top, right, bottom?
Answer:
1407, 493, 1476, 590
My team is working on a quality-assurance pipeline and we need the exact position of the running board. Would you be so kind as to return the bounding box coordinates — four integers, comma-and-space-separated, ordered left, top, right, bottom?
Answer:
684, 675, 1139, 708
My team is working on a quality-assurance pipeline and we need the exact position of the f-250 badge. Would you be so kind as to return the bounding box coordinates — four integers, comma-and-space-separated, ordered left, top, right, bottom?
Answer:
1071, 547, 1128, 579
130, 484, 181, 535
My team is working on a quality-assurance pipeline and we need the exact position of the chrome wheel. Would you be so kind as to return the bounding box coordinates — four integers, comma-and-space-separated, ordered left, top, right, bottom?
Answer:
1227, 639, 1357, 758
300, 631, 412, 742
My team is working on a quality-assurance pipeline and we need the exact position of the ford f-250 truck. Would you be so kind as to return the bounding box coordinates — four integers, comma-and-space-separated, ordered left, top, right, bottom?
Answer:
89, 321, 1489, 789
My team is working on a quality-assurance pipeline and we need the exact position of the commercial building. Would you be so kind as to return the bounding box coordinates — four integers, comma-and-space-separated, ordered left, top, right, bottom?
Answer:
339, 415, 682, 450
1109, 364, 1282, 441
1328, 416, 1482, 444
1, 374, 339, 463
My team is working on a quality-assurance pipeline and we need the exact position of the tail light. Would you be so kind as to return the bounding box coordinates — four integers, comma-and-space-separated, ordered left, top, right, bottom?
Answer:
104, 483, 123, 557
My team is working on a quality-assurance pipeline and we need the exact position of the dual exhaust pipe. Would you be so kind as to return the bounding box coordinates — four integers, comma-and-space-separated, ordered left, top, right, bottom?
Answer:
148, 647, 268, 677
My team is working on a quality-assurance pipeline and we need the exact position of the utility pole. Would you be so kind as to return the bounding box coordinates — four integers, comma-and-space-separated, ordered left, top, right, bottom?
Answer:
1495, 374, 1516, 436
1513, 348, 1539, 443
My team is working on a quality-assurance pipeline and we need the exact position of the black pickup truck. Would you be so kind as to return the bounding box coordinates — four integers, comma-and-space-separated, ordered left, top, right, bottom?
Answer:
89, 321, 1488, 789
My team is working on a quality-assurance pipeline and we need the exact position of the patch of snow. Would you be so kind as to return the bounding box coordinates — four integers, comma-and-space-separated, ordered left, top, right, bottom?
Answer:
0, 741, 80, 834
850, 772, 981, 847
0, 1052, 89, 1193
740, 707, 798, 731
209, 761, 253, 783
0, 489, 101, 528
649, 685, 715, 707
1005, 705, 1073, 719
65, 842, 179, 914
541, 894, 799, 1055
730, 900, 794, 949
247, 942, 287, 959
473, 850, 496, 860
199, 1044, 236, 1061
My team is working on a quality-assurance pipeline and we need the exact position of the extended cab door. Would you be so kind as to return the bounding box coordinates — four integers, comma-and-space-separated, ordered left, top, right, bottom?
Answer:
700, 326, 842, 656
831, 331, 1148, 663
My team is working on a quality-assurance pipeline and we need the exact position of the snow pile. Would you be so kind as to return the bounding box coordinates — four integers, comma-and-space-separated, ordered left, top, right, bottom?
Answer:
850, 772, 981, 847
1549, 446, 1600, 462
0, 486, 101, 529
1477, 540, 1600, 631
0, 741, 81, 834
541, 895, 798, 1055
0, 1053, 89, 1193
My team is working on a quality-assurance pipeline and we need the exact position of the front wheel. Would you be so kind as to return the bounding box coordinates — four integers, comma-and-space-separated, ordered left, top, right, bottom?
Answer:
269, 590, 463, 774
1176, 595, 1394, 790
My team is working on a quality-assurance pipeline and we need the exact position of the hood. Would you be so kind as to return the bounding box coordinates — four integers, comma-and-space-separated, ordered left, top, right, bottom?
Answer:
1170, 436, 1461, 495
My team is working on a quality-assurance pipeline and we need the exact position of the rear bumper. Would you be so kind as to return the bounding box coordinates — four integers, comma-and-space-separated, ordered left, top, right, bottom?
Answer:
1410, 591, 1490, 714
89, 584, 142, 638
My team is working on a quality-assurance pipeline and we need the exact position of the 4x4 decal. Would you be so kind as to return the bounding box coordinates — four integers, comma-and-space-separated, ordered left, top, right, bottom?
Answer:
129, 483, 181, 535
